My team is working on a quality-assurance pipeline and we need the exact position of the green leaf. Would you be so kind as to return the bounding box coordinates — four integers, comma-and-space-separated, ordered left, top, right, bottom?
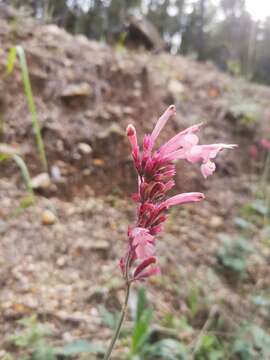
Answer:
15, 45, 48, 172
252, 296, 270, 307
147, 339, 188, 360
57, 340, 104, 356
234, 217, 255, 230
136, 287, 147, 322
98, 305, 119, 329
131, 309, 152, 354
12, 154, 35, 199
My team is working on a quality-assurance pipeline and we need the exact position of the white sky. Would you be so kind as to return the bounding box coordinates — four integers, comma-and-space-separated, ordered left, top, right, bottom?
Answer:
246, 0, 270, 21
69, 0, 270, 22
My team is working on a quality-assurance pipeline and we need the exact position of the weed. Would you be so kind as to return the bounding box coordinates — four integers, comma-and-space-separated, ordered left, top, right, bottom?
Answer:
0, 146, 35, 203
6, 46, 48, 172
216, 234, 253, 279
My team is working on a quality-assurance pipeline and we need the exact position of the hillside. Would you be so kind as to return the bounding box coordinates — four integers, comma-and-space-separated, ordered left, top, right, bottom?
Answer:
0, 9, 270, 359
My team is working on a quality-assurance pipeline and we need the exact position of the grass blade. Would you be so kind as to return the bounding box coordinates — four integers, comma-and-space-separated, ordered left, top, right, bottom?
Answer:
15, 45, 48, 172
6, 47, 17, 74
12, 154, 35, 200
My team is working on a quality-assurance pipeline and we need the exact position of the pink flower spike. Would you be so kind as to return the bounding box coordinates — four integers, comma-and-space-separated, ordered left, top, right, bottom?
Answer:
201, 160, 216, 178
164, 192, 205, 207
149, 105, 176, 148
134, 256, 157, 278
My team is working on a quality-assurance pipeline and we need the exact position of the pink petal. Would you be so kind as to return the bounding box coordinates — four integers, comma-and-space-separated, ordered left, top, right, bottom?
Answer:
134, 266, 161, 281
150, 105, 176, 147
134, 256, 157, 278
164, 192, 205, 207
201, 160, 216, 178
160, 122, 204, 155
136, 241, 155, 259
186, 145, 204, 163
199, 144, 238, 162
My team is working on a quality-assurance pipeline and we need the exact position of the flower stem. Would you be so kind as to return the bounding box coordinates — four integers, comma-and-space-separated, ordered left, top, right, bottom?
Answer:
103, 282, 131, 360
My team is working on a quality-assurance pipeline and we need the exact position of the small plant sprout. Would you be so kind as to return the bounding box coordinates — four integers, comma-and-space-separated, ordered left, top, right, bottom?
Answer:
0, 144, 34, 203
103, 105, 237, 359
6, 46, 48, 172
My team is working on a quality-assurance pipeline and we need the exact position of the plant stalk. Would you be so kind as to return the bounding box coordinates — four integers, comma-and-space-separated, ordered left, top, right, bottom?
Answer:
103, 282, 131, 360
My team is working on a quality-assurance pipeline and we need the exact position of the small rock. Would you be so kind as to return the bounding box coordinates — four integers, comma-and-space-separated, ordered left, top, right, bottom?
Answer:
61, 83, 92, 97
56, 257, 66, 267
210, 216, 223, 229
31, 173, 51, 190
93, 158, 105, 167
168, 79, 185, 97
78, 142, 92, 155
42, 210, 57, 225
62, 332, 74, 342
96, 123, 124, 139
91, 240, 110, 250
51, 165, 65, 183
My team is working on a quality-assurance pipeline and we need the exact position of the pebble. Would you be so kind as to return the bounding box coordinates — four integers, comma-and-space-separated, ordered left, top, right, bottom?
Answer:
42, 210, 57, 225
78, 142, 92, 155
31, 173, 51, 189
61, 82, 92, 97
209, 216, 223, 229
168, 79, 185, 96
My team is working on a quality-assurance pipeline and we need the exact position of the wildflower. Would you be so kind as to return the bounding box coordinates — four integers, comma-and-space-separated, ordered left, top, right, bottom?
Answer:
105, 104, 237, 359
249, 145, 258, 159
260, 138, 270, 150
120, 104, 237, 282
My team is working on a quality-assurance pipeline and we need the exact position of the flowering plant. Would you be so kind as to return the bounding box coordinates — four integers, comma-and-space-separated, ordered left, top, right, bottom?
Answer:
104, 105, 237, 359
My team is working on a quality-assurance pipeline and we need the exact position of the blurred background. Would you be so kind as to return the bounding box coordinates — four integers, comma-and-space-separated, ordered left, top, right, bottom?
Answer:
0, 0, 270, 359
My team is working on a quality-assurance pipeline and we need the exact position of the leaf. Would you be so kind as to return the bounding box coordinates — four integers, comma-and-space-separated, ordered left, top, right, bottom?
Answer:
6, 47, 17, 74
12, 154, 35, 199
131, 308, 152, 354
131, 287, 153, 354
57, 340, 104, 356
15, 45, 48, 172
147, 339, 188, 360
252, 296, 270, 307
98, 305, 119, 329
234, 217, 255, 230
136, 287, 147, 322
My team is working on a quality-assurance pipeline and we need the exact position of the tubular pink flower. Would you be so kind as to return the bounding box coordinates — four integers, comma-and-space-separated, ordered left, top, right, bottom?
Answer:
134, 256, 157, 278
134, 266, 161, 281
187, 143, 237, 163
164, 192, 205, 207
260, 138, 270, 150
127, 124, 138, 150
149, 105, 176, 148
159, 122, 204, 155
184, 143, 237, 177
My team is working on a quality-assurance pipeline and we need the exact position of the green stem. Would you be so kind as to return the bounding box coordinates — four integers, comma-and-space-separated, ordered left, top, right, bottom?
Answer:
103, 282, 131, 360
